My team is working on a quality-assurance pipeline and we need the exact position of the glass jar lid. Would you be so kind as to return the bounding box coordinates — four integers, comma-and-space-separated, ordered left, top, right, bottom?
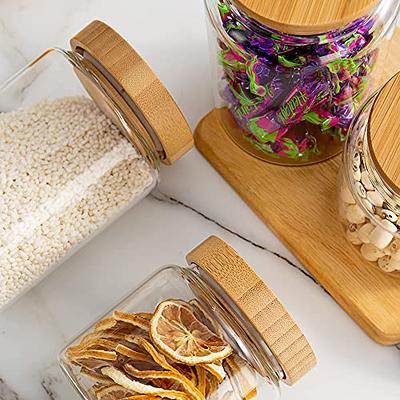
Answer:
232, 0, 379, 35
368, 71, 400, 193
187, 236, 316, 385
70, 21, 193, 166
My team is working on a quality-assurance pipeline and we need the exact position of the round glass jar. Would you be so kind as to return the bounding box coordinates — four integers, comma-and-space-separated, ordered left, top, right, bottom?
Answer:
338, 72, 400, 274
204, 0, 400, 165
0, 21, 193, 310
60, 236, 316, 400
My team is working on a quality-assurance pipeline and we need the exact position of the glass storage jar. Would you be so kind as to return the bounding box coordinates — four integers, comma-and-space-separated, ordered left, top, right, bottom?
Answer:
205, 0, 400, 165
0, 21, 193, 310
338, 71, 400, 274
60, 236, 316, 400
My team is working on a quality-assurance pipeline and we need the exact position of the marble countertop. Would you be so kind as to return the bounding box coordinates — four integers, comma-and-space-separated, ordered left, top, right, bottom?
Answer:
0, 0, 399, 399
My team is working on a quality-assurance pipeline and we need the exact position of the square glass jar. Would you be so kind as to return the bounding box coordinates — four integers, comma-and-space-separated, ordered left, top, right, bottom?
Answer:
60, 236, 316, 400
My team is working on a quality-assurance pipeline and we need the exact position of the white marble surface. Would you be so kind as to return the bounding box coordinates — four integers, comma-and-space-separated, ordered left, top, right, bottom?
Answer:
0, 0, 399, 399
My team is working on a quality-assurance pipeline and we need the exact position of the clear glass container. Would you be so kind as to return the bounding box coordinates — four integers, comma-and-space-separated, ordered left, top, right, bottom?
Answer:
60, 236, 316, 400
338, 73, 400, 274
0, 21, 193, 310
205, 0, 400, 165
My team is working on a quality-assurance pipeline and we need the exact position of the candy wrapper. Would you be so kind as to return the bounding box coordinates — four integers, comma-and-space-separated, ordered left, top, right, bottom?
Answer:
217, 0, 382, 162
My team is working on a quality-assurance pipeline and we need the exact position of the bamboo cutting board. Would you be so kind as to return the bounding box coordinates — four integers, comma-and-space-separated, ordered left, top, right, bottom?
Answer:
195, 109, 400, 345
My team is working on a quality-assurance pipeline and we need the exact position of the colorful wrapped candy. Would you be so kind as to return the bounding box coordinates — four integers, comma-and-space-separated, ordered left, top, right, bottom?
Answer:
214, 0, 391, 163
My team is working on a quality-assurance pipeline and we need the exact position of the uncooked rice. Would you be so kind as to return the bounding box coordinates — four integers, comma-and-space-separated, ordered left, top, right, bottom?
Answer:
0, 96, 155, 308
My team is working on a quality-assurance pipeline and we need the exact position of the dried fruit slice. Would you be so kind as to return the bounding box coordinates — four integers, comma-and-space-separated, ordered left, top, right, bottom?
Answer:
94, 383, 135, 400
80, 367, 114, 384
95, 317, 118, 332
173, 364, 198, 386
124, 364, 205, 400
101, 367, 190, 400
189, 299, 222, 336
201, 363, 226, 383
195, 366, 207, 397
80, 330, 128, 346
224, 355, 257, 400
150, 300, 232, 365
72, 349, 118, 362
116, 344, 153, 363
114, 311, 150, 331
127, 336, 178, 374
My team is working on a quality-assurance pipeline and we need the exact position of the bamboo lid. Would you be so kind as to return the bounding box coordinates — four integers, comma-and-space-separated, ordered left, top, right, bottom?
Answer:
234, 0, 379, 35
186, 236, 316, 385
70, 21, 193, 165
368, 72, 400, 192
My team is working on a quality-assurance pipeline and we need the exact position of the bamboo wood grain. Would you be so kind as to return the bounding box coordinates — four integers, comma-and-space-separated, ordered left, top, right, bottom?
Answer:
369, 72, 400, 191
234, 0, 379, 35
195, 109, 400, 345
186, 236, 316, 385
71, 20, 193, 165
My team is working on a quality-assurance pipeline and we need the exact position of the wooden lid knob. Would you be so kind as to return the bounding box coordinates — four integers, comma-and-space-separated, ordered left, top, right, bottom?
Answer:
186, 236, 316, 385
368, 71, 400, 192
70, 21, 193, 165
234, 0, 379, 35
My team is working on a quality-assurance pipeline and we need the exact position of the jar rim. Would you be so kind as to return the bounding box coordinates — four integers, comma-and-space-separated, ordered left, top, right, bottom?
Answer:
181, 264, 284, 386
58, 47, 163, 170
206, 0, 399, 59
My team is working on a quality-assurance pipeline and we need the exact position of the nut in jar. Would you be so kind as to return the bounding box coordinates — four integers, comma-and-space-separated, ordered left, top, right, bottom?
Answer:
60, 236, 316, 400
339, 72, 400, 273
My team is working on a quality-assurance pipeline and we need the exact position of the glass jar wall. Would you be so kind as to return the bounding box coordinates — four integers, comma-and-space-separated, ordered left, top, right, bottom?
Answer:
338, 73, 400, 274
0, 21, 193, 310
205, 0, 400, 165
60, 236, 316, 400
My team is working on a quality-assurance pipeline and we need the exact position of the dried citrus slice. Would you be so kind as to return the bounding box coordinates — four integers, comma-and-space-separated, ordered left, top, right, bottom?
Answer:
80, 367, 114, 384
173, 364, 198, 386
150, 300, 232, 365
189, 299, 222, 336
201, 363, 226, 383
224, 355, 257, 400
101, 367, 190, 400
94, 383, 135, 400
95, 317, 119, 332
72, 349, 118, 362
127, 336, 179, 374
195, 366, 207, 397
124, 364, 205, 400
116, 344, 154, 363
114, 311, 150, 331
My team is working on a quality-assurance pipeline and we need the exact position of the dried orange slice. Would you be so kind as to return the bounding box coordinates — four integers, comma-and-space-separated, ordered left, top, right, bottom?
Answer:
94, 383, 135, 400
224, 355, 257, 400
101, 367, 190, 400
127, 336, 179, 373
95, 317, 119, 332
195, 366, 207, 396
150, 300, 232, 365
116, 344, 154, 363
80, 367, 114, 384
189, 299, 222, 336
114, 311, 150, 331
124, 364, 205, 400
173, 364, 198, 386
72, 349, 118, 362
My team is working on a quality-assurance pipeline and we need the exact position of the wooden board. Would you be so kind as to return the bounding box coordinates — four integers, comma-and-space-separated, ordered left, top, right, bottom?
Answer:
195, 108, 400, 345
